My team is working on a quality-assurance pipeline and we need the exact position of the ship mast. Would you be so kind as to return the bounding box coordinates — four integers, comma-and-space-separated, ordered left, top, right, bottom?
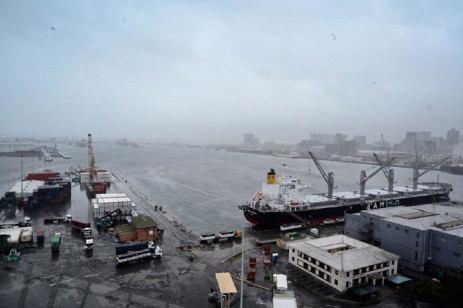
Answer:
359, 156, 396, 195
308, 151, 334, 198
412, 155, 450, 189
87, 133, 95, 182
373, 153, 395, 192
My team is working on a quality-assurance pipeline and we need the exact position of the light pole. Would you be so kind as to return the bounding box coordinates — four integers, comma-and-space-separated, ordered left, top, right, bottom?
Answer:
240, 210, 244, 308
20, 155, 23, 205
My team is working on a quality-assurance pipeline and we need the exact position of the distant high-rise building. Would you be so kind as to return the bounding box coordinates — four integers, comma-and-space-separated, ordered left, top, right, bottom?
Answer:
310, 133, 334, 144
417, 131, 432, 141
243, 133, 259, 148
334, 133, 348, 144
446, 128, 460, 145
353, 136, 367, 149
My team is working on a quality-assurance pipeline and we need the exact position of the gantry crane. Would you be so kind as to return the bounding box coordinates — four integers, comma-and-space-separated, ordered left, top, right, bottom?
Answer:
308, 151, 334, 198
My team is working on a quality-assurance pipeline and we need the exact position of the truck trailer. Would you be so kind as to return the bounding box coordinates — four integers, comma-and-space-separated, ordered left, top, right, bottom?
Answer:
116, 244, 162, 265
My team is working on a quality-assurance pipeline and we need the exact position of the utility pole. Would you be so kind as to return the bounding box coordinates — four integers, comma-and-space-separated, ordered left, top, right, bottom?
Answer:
20, 155, 23, 205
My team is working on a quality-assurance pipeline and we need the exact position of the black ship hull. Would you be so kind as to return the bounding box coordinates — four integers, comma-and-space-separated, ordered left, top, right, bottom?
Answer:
241, 192, 449, 227
441, 165, 463, 175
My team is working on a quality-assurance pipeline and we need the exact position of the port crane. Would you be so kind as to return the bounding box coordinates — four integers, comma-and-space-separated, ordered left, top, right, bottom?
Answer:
308, 151, 334, 198
359, 156, 396, 195
87, 133, 95, 181
411, 155, 450, 190
381, 134, 391, 160
373, 153, 395, 192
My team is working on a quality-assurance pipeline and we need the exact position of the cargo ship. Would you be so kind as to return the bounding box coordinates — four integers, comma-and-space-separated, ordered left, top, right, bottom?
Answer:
239, 168, 453, 227
440, 164, 463, 175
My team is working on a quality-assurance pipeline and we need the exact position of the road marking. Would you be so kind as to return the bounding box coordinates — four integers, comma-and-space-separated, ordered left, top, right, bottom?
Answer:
84, 274, 99, 278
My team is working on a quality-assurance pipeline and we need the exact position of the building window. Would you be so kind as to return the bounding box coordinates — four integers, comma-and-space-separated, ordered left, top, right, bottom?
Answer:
292, 249, 295, 253
391, 269, 394, 274
417, 233, 420, 239
347, 271, 350, 277
346, 281, 350, 288
415, 251, 418, 261
395, 226, 400, 231
292, 257, 294, 262
335, 279, 338, 285
416, 241, 419, 247
387, 224, 391, 228
391, 261, 394, 265
335, 270, 339, 275
405, 229, 409, 234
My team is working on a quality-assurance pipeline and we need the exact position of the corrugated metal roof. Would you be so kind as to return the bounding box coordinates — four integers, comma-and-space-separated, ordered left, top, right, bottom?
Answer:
116, 224, 133, 234
215, 272, 237, 294
132, 215, 156, 228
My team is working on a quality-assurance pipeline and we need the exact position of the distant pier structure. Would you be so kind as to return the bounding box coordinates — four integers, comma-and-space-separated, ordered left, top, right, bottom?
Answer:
0, 143, 71, 160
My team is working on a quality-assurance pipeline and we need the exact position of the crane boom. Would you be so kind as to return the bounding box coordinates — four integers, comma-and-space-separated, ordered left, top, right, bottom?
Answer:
373, 153, 395, 191
308, 151, 334, 198
359, 156, 396, 194
412, 156, 450, 189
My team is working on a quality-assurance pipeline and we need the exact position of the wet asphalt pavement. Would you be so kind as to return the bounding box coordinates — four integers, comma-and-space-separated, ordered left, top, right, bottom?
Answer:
0, 175, 410, 308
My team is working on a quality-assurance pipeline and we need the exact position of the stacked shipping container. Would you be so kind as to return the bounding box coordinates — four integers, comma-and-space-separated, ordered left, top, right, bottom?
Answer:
92, 193, 136, 219
27, 175, 71, 208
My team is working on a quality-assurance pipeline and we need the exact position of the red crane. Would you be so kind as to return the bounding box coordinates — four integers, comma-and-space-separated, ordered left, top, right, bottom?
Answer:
381, 134, 391, 160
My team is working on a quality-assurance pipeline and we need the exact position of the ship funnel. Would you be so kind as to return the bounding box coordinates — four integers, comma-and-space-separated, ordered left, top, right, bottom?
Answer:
267, 169, 276, 184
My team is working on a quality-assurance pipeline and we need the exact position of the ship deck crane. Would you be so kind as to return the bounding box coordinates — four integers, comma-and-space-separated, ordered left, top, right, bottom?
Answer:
359, 156, 396, 195
373, 153, 395, 192
308, 151, 334, 198
412, 156, 450, 189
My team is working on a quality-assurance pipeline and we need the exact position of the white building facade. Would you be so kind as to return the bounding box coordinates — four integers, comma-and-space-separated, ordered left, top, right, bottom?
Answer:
288, 235, 399, 292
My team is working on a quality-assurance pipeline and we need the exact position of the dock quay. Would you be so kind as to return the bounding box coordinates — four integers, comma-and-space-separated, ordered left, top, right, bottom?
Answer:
0, 172, 407, 308
0, 145, 71, 160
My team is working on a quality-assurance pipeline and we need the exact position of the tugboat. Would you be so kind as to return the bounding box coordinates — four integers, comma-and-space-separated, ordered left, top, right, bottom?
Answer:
239, 153, 452, 227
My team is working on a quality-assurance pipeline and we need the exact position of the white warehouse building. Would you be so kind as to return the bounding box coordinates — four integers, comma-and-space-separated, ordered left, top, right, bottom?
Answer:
288, 235, 399, 293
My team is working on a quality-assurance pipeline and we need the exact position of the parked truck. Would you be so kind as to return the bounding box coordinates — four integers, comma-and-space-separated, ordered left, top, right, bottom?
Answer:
115, 241, 153, 255
115, 241, 162, 266
51, 233, 62, 254
71, 219, 91, 235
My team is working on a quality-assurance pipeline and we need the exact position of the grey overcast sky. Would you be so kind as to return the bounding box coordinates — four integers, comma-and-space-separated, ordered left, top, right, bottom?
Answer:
0, 1, 462, 144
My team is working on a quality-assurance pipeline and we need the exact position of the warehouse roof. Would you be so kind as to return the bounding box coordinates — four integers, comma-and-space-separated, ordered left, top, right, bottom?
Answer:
288, 235, 399, 272
132, 215, 157, 228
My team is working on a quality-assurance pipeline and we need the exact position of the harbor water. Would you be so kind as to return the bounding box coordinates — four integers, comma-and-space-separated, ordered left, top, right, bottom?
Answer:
1, 142, 463, 234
